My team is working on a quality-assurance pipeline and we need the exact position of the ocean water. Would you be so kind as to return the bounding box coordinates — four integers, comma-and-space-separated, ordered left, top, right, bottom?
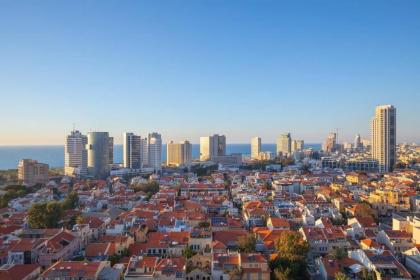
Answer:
0, 144, 321, 170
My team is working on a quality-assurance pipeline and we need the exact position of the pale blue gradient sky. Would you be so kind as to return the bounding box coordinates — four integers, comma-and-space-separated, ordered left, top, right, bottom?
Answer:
0, 0, 419, 145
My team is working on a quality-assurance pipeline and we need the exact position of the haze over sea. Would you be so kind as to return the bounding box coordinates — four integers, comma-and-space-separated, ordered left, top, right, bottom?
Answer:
0, 144, 321, 170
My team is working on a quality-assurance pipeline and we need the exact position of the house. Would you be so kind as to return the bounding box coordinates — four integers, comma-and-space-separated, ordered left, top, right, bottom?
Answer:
6, 238, 45, 265
350, 249, 412, 280
85, 243, 115, 261
317, 256, 363, 280
376, 230, 413, 254
403, 246, 420, 275
0, 264, 41, 280
347, 217, 378, 239
240, 253, 270, 280
40, 261, 115, 280
37, 230, 81, 268
266, 217, 291, 230
212, 230, 248, 252
124, 255, 158, 279
154, 257, 186, 279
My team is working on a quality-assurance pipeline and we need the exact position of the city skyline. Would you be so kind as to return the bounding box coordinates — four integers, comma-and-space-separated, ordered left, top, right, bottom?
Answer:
1, 1, 420, 145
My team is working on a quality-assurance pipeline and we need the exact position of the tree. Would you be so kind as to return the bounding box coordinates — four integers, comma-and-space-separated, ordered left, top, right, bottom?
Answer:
274, 267, 292, 280
271, 231, 310, 280
182, 246, 196, 259
361, 268, 377, 280
237, 233, 257, 253
335, 272, 349, 280
331, 247, 347, 260
61, 191, 79, 210
131, 181, 159, 196
355, 203, 375, 219
28, 201, 64, 228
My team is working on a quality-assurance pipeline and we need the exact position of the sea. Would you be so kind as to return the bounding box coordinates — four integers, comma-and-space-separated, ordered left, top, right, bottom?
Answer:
0, 144, 321, 170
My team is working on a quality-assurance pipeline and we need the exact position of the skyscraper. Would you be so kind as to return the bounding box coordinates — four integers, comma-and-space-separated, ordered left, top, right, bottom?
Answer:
87, 132, 110, 178
123, 132, 142, 169
291, 139, 304, 153
276, 133, 292, 156
64, 130, 88, 177
251, 137, 261, 159
354, 134, 362, 151
108, 137, 114, 164
140, 137, 149, 167
167, 140, 192, 166
200, 134, 226, 161
148, 132, 162, 171
323, 132, 337, 153
372, 105, 396, 173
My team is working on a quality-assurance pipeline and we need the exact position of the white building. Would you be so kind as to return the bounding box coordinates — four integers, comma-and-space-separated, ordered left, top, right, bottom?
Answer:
148, 132, 162, 171
65, 130, 88, 177
276, 133, 291, 157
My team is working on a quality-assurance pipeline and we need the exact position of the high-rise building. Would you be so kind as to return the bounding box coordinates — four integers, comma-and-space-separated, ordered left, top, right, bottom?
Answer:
18, 159, 49, 186
64, 130, 88, 177
199, 134, 226, 161
323, 132, 337, 153
87, 132, 110, 178
108, 137, 114, 164
251, 137, 261, 159
291, 139, 304, 153
140, 137, 149, 167
354, 134, 362, 151
372, 105, 396, 173
148, 132, 162, 171
167, 140, 192, 166
123, 132, 142, 169
276, 133, 292, 156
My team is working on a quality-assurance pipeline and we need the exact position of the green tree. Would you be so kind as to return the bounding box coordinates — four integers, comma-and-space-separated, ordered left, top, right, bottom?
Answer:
61, 191, 79, 210
331, 247, 347, 260
237, 233, 256, 253
131, 181, 160, 196
182, 246, 196, 259
198, 221, 210, 228
271, 231, 310, 280
361, 268, 377, 280
28, 201, 64, 228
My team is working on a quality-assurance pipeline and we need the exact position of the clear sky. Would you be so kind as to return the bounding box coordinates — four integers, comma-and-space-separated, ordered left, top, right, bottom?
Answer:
0, 0, 419, 145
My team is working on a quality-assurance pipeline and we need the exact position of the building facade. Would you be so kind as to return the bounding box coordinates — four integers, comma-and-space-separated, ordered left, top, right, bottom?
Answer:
371, 105, 396, 173
167, 140, 192, 166
123, 132, 142, 169
148, 132, 162, 171
87, 132, 110, 178
64, 130, 88, 178
276, 133, 291, 157
199, 134, 226, 161
18, 159, 49, 186
251, 137, 261, 159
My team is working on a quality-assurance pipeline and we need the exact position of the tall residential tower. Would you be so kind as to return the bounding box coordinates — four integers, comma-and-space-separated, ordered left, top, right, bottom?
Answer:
64, 130, 88, 177
371, 105, 396, 173
123, 132, 142, 169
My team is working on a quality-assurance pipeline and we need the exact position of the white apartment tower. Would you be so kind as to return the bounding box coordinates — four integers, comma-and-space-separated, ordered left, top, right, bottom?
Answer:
276, 133, 292, 156
372, 105, 396, 173
65, 130, 88, 177
123, 132, 142, 169
251, 137, 261, 159
148, 132, 162, 171
200, 134, 226, 161
167, 140, 192, 166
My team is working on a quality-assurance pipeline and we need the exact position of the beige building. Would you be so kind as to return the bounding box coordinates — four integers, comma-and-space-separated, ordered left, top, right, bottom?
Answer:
18, 159, 49, 186
251, 137, 261, 159
372, 104, 396, 173
276, 133, 291, 157
292, 139, 304, 152
199, 134, 226, 161
167, 140, 192, 166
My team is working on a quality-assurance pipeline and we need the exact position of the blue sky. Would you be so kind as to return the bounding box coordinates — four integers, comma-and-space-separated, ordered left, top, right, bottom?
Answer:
0, 0, 419, 145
